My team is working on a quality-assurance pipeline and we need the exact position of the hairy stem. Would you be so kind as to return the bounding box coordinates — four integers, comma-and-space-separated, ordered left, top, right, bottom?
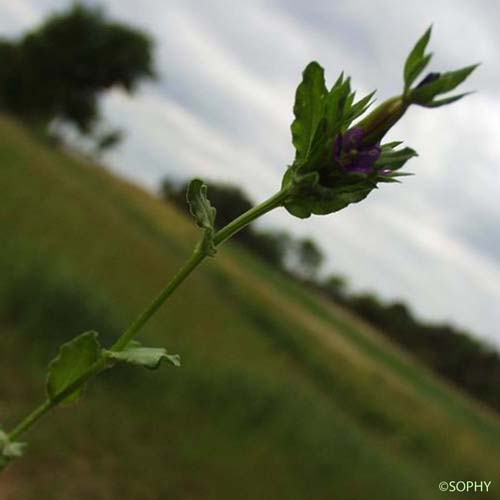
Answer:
4, 186, 290, 450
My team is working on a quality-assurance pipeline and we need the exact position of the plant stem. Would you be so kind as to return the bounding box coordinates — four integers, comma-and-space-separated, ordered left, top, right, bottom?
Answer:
5, 186, 290, 448
8, 354, 111, 442
213, 188, 290, 245
111, 249, 206, 351
8, 400, 52, 442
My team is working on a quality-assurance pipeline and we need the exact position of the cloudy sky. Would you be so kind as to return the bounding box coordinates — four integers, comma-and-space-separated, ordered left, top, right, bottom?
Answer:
1, 0, 499, 346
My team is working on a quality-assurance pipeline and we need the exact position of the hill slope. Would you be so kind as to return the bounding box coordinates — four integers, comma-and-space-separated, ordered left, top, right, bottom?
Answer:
1, 115, 500, 499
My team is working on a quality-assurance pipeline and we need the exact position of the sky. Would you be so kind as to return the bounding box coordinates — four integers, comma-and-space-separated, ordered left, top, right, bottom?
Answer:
1, 0, 499, 346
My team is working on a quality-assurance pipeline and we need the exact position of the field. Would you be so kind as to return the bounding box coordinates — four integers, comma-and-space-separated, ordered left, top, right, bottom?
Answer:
1, 114, 499, 499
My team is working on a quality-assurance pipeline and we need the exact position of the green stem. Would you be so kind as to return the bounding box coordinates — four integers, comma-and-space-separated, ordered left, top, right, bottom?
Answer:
9, 356, 109, 441
213, 188, 289, 245
111, 249, 206, 351
5, 185, 290, 448
8, 400, 52, 442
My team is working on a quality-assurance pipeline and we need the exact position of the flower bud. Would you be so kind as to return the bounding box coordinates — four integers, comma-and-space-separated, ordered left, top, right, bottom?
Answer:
355, 96, 409, 146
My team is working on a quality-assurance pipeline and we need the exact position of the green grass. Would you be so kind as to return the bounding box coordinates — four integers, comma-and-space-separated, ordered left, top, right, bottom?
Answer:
1, 114, 500, 499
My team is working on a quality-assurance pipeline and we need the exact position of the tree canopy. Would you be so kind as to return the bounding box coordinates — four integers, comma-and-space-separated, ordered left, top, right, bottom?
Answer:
0, 4, 154, 133
296, 238, 324, 278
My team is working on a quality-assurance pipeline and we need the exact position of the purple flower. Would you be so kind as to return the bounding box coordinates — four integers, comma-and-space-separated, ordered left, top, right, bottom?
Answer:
334, 127, 381, 174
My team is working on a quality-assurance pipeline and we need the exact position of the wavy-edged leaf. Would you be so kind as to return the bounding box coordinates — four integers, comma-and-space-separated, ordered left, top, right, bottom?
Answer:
186, 179, 216, 256
46, 331, 101, 404
106, 341, 180, 370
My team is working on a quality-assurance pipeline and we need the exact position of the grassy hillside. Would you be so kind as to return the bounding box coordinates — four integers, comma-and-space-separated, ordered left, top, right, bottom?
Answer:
1, 114, 500, 499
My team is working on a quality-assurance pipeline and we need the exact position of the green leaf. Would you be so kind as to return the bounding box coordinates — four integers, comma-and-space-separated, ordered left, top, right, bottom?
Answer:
420, 91, 474, 108
345, 90, 376, 123
437, 65, 479, 93
291, 61, 328, 162
376, 146, 418, 170
106, 341, 180, 370
404, 26, 432, 91
46, 331, 102, 404
376, 176, 402, 183
405, 53, 433, 91
186, 179, 216, 256
410, 64, 478, 103
381, 141, 404, 150
284, 200, 313, 219
324, 75, 351, 134
390, 171, 415, 177
284, 178, 375, 219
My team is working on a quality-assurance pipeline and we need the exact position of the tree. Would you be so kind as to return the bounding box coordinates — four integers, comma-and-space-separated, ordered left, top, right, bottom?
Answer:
242, 229, 290, 268
0, 4, 154, 135
296, 238, 324, 278
323, 274, 348, 301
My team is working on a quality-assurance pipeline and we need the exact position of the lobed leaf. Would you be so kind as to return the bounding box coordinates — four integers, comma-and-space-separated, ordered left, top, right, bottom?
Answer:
46, 331, 102, 404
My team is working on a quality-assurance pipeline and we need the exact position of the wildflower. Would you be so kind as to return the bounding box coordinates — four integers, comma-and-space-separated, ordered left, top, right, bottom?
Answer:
334, 127, 381, 174
281, 26, 477, 219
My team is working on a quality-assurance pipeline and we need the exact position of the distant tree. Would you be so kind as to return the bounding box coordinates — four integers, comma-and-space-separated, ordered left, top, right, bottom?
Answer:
322, 274, 348, 301
296, 238, 324, 278
95, 129, 124, 156
160, 177, 184, 205
242, 229, 291, 268
0, 4, 154, 136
